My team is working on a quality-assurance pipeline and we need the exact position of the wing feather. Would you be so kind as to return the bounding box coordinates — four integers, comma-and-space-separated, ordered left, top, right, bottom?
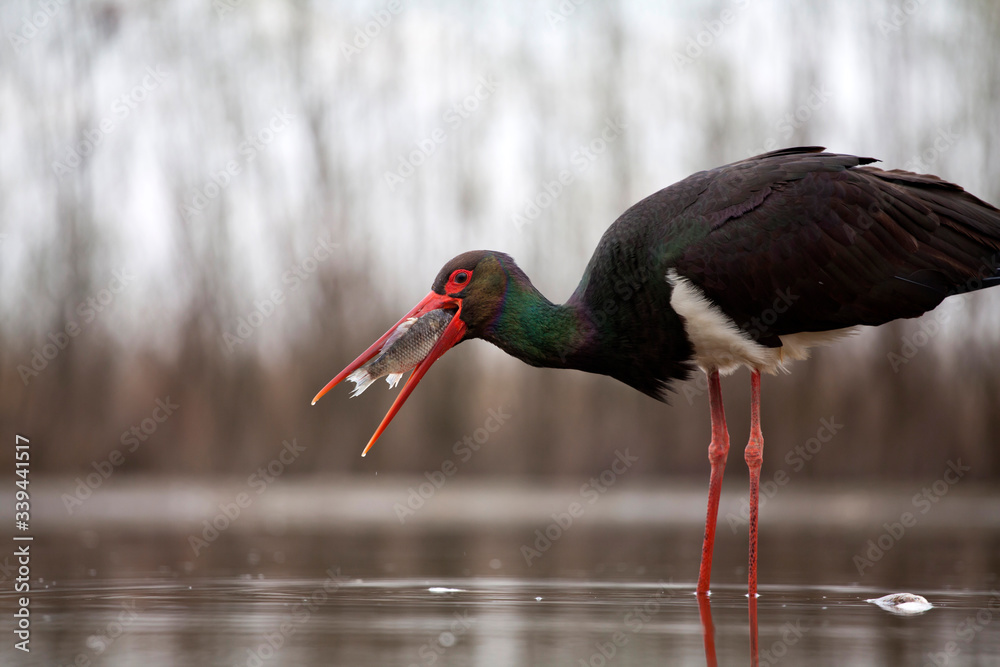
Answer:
661, 151, 1000, 338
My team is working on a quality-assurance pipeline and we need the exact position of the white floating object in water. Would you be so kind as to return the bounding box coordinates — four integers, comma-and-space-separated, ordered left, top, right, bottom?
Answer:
866, 593, 933, 615
428, 587, 465, 594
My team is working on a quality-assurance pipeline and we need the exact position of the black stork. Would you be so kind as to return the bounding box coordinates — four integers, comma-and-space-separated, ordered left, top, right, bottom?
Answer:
313, 146, 1000, 597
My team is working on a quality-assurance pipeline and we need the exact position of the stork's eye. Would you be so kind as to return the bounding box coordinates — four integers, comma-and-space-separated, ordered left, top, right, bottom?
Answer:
445, 269, 471, 293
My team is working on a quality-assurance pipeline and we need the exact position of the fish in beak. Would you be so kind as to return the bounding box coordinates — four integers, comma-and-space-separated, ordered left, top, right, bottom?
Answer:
311, 291, 467, 457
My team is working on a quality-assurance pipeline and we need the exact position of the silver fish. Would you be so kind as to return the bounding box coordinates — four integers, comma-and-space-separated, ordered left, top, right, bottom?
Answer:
347, 309, 454, 397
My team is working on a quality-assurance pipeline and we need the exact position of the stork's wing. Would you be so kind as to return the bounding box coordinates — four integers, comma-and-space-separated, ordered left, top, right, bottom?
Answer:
660, 147, 1000, 344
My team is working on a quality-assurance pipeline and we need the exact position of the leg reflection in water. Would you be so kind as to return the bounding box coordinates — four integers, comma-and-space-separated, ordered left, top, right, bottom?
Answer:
696, 589, 759, 666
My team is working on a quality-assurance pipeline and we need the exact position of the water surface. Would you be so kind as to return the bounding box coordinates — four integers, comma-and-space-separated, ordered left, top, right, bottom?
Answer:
3, 481, 999, 665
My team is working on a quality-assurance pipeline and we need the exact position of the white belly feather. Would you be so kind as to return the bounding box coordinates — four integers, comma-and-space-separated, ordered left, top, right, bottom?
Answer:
667, 270, 856, 375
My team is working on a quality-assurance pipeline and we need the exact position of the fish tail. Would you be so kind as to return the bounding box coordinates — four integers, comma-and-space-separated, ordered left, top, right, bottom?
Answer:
347, 369, 377, 397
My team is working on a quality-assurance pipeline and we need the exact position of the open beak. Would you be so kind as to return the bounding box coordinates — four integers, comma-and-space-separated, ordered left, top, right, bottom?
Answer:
311, 291, 467, 457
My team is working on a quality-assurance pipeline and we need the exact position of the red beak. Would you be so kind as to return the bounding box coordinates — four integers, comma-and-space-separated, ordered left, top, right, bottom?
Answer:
311, 291, 467, 457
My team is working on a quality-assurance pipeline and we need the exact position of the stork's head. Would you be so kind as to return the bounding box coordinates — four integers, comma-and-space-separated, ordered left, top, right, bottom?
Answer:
311, 250, 514, 455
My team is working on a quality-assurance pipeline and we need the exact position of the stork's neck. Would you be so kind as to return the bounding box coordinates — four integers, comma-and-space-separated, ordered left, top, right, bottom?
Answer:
484, 279, 591, 370
479, 253, 694, 401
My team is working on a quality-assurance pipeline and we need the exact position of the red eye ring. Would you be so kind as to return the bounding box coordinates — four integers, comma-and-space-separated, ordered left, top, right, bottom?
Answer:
445, 269, 471, 294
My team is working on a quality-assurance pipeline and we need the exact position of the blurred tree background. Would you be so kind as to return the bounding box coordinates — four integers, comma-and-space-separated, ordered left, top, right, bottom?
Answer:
1, 0, 998, 482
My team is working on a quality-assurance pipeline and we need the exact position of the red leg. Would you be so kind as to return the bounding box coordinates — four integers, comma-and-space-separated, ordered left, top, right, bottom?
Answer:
696, 370, 729, 595
745, 370, 764, 598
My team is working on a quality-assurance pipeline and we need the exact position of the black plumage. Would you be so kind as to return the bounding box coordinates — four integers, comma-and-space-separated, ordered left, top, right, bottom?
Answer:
585, 146, 1000, 353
